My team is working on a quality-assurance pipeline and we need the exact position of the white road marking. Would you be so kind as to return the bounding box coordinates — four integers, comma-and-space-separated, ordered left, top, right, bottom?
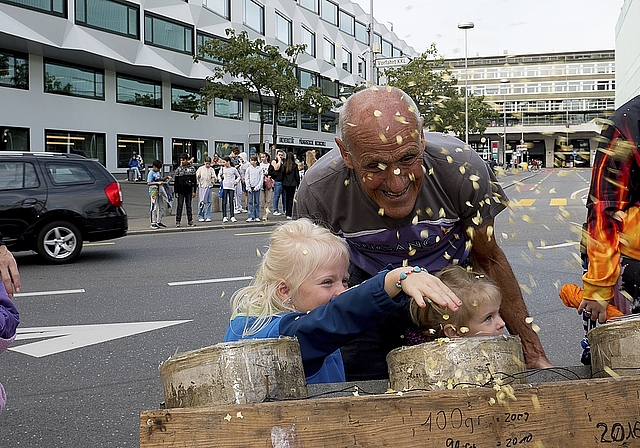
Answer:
570, 187, 589, 200
14, 289, 85, 298
537, 242, 579, 249
168, 276, 253, 286
9, 320, 191, 357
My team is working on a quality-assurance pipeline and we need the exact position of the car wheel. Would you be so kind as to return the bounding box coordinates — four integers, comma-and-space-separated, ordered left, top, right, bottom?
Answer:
36, 221, 83, 263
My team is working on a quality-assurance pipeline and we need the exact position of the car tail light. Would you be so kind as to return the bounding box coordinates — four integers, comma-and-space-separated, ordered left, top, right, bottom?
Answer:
105, 182, 123, 207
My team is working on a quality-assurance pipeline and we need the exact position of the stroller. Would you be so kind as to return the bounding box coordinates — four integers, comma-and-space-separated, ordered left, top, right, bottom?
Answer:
160, 179, 174, 216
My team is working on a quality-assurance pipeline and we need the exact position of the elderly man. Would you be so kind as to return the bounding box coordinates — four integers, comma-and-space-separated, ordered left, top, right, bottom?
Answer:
294, 86, 552, 380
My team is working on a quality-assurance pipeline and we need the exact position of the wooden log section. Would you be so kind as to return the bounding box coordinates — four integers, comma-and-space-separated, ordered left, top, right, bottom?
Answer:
141, 376, 640, 447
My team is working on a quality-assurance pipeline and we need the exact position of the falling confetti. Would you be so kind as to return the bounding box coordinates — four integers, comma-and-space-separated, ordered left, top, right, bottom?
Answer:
393, 168, 401, 175
224, 414, 232, 422
236, 412, 243, 419
378, 208, 385, 216
373, 110, 382, 117
378, 162, 388, 170
379, 134, 387, 143
396, 135, 403, 145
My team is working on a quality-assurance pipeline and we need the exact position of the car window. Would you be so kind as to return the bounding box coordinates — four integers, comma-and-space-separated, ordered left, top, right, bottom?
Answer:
46, 162, 94, 185
0, 162, 40, 190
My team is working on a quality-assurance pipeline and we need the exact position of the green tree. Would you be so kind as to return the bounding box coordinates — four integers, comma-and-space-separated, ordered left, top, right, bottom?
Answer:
383, 44, 497, 138
196, 29, 338, 151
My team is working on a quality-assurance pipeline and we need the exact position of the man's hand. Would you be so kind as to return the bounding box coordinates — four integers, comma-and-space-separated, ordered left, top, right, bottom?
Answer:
0, 245, 20, 298
578, 298, 609, 324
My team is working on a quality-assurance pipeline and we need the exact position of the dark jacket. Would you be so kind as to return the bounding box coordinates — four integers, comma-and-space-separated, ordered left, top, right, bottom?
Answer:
173, 164, 197, 195
282, 164, 300, 188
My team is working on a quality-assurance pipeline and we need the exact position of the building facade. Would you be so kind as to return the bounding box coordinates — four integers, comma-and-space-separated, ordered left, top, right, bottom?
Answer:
447, 50, 615, 168
0, 0, 415, 173
615, 0, 640, 106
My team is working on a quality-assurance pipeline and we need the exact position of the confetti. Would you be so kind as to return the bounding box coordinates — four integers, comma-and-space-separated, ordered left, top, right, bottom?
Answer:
373, 110, 382, 117
256, 248, 262, 257
525, 317, 534, 324
408, 246, 416, 256
224, 414, 232, 422
344, 179, 350, 186
236, 412, 243, 419
408, 172, 415, 182
378, 162, 388, 170
346, 122, 356, 127
379, 134, 387, 143
396, 135, 403, 145
412, 215, 418, 225
378, 208, 385, 216
530, 394, 541, 410
393, 168, 401, 175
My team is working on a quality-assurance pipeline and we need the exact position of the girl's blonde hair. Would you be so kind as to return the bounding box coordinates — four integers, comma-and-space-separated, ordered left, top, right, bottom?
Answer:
230, 218, 349, 336
410, 265, 501, 339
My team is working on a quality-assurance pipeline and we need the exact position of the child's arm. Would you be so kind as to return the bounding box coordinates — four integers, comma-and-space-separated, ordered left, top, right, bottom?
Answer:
384, 266, 461, 310
279, 268, 460, 376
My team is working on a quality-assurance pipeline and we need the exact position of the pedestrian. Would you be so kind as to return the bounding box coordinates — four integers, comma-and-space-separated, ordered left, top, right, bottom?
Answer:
282, 151, 300, 220
305, 149, 317, 170
407, 265, 505, 343
223, 218, 461, 384
245, 154, 263, 222
146, 159, 171, 229
196, 156, 217, 222
294, 85, 552, 380
259, 152, 274, 221
297, 161, 306, 180
127, 151, 142, 181
0, 237, 20, 299
173, 152, 197, 227
0, 282, 20, 413
580, 94, 640, 322
269, 148, 285, 216
219, 156, 240, 223
236, 152, 249, 213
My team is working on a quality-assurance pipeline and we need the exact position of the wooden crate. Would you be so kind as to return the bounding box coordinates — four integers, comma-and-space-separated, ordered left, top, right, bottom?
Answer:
140, 375, 640, 447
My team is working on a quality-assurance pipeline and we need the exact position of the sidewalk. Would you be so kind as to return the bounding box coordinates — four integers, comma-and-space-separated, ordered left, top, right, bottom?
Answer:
118, 168, 538, 236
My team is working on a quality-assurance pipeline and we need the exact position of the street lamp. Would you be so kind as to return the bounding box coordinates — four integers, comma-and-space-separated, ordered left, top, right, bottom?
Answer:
500, 78, 510, 166
457, 21, 474, 146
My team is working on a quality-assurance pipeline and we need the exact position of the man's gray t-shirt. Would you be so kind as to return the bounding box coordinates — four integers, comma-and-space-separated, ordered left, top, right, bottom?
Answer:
295, 132, 508, 275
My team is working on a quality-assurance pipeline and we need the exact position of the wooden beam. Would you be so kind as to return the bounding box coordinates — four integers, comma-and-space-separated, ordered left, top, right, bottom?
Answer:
141, 376, 640, 447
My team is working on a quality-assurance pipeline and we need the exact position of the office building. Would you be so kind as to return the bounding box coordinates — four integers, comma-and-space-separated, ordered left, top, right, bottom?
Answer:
0, 0, 415, 173
448, 50, 615, 167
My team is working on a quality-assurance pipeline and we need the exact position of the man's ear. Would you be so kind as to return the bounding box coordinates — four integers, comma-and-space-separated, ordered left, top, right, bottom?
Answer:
443, 323, 461, 338
336, 137, 354, 169
275, 279, 291, 302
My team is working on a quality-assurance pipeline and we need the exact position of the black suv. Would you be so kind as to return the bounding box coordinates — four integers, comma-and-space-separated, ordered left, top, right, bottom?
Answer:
0, 152, 128, 262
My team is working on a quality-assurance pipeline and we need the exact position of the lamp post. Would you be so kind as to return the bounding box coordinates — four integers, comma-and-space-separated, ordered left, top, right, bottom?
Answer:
500, 78, 510, 166
457, 22, 474, 146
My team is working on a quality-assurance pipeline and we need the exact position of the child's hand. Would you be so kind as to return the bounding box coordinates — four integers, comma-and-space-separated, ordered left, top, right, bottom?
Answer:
387, 267, 462, 311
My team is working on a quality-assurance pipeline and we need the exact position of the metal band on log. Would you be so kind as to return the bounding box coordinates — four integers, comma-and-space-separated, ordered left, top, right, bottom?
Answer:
159, 337, 307, 408
589, 314, 640, 378
386, 335, 526, 391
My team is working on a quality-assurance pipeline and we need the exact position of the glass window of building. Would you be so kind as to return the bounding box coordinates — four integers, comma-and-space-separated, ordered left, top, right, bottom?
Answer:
75, 0, 139, 38
298, 0, 317, 13
340, 47, 351, 73
392, 47, 401, 57
278, 110, 297, 128
173, 139, 208, 166
202, 0, 229, 18
301, 113, 318, 131
357, 60, 366, 79
372, 33, 382, 53
171, 85, 206, 114
382, 40, 392, 58
320, 0, 337, 25
323, 37, 335, 65
275, 11, 292, 45
46, 130, 107, 166
144, 14, 193, 54
117, 135, 162, 169
355, 20, 367, 44
44, 60, 104, 100
196, 33, 224, 64
0, 50, 28, 89
301, 26, 315, 57
298, 69, 317, 89
244, 0, 264, 35
215, 141, 244, 157
1, 0, 65, 16
116, 75, 162, 108
339, 10, 354, 35
249, 101, 273, 123
321, 114, 337, 133
214, 97, 243, 119
320, 77, 338, 98
1, 127, 29, 151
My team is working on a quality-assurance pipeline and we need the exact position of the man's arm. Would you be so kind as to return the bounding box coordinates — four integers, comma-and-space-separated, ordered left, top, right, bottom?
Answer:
468, 220, 552, 369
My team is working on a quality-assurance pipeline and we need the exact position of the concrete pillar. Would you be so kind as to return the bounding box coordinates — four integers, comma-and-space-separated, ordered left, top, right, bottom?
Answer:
543, 137, 556, 168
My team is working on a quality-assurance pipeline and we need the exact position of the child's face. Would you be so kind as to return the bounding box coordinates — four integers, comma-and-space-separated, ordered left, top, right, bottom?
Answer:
250, 159, 258, 166
291, 258, 349, 312
462, 301, 505, 337
152, 166, 160, 172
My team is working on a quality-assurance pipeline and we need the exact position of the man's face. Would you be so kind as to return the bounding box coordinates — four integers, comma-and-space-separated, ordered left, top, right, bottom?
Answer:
337, 101, 424, 219
180, 158, 187, 166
